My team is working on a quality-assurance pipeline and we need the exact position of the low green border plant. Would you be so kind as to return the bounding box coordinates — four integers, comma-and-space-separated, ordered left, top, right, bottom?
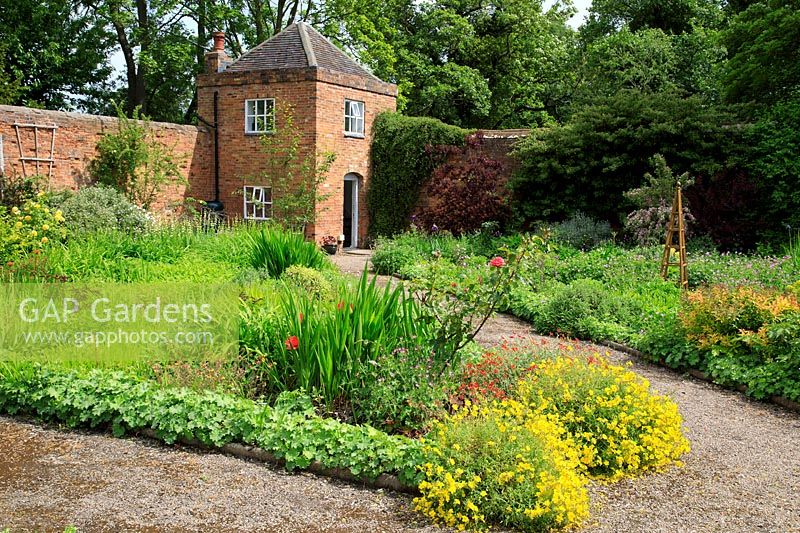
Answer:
0, 364, 424, 485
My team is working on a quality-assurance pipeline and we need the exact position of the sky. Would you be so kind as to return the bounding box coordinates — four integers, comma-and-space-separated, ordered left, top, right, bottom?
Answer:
567, 0, 592, 29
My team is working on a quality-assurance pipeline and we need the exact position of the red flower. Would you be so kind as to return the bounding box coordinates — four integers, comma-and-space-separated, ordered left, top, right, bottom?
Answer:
285, 336, 299, 350
489, 256, 506, 268
337, 301, 345, 310
298, 313, 304, 322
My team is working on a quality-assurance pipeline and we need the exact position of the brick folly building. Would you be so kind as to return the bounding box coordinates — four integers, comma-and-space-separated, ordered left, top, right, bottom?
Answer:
197, 23, 397, 248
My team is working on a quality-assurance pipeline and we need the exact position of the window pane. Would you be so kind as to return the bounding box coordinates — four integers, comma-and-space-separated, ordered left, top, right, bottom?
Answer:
246, 100, 255, 116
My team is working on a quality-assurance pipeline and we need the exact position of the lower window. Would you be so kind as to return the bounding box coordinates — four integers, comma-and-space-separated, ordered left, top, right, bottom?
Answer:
243, 185, 272, 220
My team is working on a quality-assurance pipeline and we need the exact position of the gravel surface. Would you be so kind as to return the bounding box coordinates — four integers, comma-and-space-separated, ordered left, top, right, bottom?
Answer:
1, 251, 798, 532
0, 417, 440, 532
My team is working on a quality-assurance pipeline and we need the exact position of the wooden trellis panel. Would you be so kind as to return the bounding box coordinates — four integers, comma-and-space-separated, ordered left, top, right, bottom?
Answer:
13, 123, 58, 183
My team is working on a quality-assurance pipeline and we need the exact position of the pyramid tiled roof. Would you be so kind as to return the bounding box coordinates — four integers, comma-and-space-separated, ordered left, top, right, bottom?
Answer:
226, 22, 382, 84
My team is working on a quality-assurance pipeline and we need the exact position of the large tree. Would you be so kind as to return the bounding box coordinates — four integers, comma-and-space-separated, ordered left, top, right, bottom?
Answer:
722, 0, 800, 105
372, 0, 578, 128
0, 0, 113, 109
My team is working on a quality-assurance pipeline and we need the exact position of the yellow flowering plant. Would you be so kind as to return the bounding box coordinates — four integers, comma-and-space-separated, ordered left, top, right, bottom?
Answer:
1, 194, 65, 260
414, 399, 590, 532
516, 356, 690, 481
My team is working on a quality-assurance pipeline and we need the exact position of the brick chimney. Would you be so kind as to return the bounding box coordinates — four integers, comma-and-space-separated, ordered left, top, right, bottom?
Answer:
205, 32, 231, 73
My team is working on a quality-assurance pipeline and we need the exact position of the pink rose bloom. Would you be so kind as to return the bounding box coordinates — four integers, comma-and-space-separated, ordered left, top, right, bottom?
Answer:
489, 256, 506, 268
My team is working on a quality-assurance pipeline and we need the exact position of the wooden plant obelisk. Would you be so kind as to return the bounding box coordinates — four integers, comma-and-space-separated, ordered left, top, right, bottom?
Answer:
659, 184, 688, 289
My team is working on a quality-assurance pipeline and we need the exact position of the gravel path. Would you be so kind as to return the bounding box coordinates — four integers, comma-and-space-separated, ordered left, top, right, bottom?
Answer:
0, 417, 440, 532
1, 251, 798, 532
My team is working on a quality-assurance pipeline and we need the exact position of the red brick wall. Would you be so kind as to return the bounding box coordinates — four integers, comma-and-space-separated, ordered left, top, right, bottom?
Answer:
314, 75, 396, 247
198, 67, 396, 246
197, 69, 318, 227
0, 105, 212, 214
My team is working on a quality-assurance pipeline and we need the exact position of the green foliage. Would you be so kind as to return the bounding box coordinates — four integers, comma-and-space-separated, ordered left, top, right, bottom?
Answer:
370, 238, 421, 276
248, 225, 328, 277
411, 238, 538, 366
722, 0, 800, 105
0, 196, 65, 262
88, 104, 184, 210
367, 112, 470, 237
349, 343, 456, 433
638, 285, 800, 402
0, 174, 44, 210
519, 279, 641, 341
510, 91, 741, 224
549, 212, 613, 250
741, 96, 800, 241
30, 226, 247, 283
581, 28, 679, 97
0, 0, 112, 109
281, 265, 335, 302
59, 185, 151, 235
0, 364, 423, 485
375, 0, 578, 127
240, 270, 431, 408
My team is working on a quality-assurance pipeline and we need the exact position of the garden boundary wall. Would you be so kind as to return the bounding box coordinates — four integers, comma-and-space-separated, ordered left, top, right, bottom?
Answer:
0, 105, 213, 214
413, 129, 528, 216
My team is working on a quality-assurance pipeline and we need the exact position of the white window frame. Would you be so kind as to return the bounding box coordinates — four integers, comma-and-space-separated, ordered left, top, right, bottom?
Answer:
344, 99, 365, 137
243, 185, 272, 220
244, 98, 275, 134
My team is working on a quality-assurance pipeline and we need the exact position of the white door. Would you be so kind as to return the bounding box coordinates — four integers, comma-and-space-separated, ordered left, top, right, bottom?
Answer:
343, 174, 359, 248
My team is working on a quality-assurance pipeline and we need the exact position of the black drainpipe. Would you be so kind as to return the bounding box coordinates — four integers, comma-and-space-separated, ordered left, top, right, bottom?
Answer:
198, 91, 223, 212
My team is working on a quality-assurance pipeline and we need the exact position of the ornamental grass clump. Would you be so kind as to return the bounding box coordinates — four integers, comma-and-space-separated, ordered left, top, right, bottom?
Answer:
517, 356, 690, 481
415, 401, 589, 532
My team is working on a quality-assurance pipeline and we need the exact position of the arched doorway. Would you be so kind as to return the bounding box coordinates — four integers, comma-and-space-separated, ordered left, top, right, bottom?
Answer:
343, 173, 360, 248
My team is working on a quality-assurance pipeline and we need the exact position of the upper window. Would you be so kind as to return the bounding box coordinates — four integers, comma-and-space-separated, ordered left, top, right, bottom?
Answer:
245, 98, 275, 134
243, 185, 272, 220
344, 99, 365, 136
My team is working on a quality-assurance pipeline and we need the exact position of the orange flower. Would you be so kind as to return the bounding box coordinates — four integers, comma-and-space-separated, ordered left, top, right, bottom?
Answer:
285, 336, 299, 350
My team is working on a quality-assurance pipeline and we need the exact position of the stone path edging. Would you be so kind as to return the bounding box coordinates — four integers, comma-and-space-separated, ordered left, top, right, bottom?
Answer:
597, 340, 800, 414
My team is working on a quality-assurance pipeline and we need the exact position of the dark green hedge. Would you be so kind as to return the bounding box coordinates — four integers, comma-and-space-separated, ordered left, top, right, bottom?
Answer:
509, 91, 744, 226
367, 112, 471, 237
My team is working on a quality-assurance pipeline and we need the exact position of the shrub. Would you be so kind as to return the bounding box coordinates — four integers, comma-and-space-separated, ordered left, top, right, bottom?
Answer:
241, 271, 432, 408
370, 239, 420, 276
415, 400, 589, 531
281, 265, 334, 302
518, 356, 690, 480
88, 103, 184, 209
349, 343, 456, 433
529, 279, 640, 341
0, 195, 65, 261
368, 112, 471, 237
60, 185, 151, 235
550, 212, 612, 250
510, 91, 740, 224
0, 174, 43, 209
249, 225, 328, 277
416, 133, 509, 235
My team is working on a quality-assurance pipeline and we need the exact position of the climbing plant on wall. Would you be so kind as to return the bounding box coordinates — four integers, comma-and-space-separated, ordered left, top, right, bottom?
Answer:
367, 112, 470, 237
